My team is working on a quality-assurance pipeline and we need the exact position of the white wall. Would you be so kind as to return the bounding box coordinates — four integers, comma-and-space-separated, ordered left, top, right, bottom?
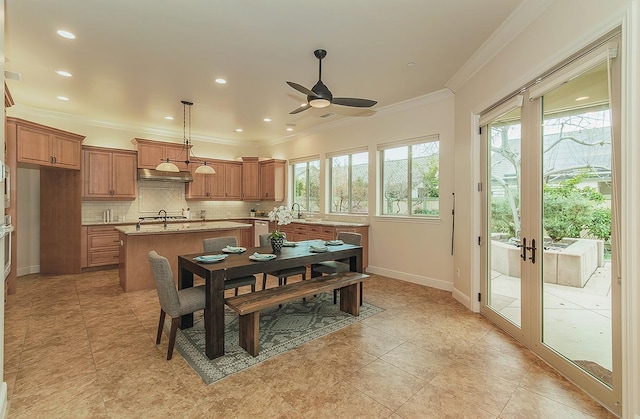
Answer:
451, 1, 638, 417
268, 90, 456, 290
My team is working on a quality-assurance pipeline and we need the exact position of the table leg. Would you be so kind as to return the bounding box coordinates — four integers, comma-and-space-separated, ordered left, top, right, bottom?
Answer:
178, 262, 194, 329
205, 270, 226, 359
349, 249, 364, 305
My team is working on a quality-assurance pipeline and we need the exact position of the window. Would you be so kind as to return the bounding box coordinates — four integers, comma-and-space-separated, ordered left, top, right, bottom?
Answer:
379, 136, 439, 216
291, 159, 320, 213
329, 151, 368, 214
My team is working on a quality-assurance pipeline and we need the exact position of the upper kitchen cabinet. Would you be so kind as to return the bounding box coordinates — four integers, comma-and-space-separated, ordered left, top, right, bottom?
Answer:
241, 157, 260, 201
12, 118, 85, 170
82, 146, 137, 200
187, 159, 242, 200
259, 159, 286, 201
132, 138, 191, 171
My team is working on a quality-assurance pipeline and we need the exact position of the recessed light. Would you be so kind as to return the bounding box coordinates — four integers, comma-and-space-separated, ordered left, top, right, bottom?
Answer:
215, 78, 227, 84
55, 70, 72, 77
164, 116, 174, 120
263, 118, 271, 122
57, 96, 69, 101
56, 30, 76, 39
575, 96, 590, 101
234, 128, 243, 132
286, 127, 293, 132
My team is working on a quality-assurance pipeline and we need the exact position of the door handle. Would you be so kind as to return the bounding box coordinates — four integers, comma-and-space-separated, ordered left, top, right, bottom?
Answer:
517, 237, 536, 264
529, 239, 536, 264
517, 238, 527, 261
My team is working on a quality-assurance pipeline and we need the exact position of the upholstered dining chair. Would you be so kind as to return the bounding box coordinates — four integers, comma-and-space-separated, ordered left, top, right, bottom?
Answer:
259, 233, 307, 290
311, 232, 362, 303
202, 236, 256, 295
148, 250, 206, 360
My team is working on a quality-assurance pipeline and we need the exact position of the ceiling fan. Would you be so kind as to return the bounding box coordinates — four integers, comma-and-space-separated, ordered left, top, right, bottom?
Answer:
287, 49, 377, 115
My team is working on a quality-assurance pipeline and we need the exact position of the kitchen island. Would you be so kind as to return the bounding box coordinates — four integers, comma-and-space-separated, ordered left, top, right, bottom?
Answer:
116, 221, 252, 292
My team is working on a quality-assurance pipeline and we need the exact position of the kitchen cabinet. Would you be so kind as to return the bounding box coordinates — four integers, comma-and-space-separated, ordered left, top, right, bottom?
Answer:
259, 159, 286, 201
15, 118, 85, 170
132, 138, 190, 171
82, 146, 137, 200
86, 226, 121, 267
241, 157, 260, 201
187, 159, 242, 200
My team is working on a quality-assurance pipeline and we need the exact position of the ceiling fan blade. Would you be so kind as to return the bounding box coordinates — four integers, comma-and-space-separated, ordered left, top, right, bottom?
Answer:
286, 81, 317, 98
289, 105, 310, 115
332, 97, 377, 108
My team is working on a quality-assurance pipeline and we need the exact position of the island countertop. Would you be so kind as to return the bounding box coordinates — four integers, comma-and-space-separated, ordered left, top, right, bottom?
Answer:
115, 221, 252, 235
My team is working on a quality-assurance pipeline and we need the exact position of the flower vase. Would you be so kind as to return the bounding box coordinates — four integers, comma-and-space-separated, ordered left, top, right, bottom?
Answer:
270, 237, 284, 253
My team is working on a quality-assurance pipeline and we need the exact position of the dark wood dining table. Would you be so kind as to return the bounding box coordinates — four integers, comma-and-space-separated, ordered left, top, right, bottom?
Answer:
177, 239, 363, 359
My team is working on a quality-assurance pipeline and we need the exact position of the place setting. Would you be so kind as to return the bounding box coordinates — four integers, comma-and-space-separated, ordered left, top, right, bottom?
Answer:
221, 245, 246, 254
249, 252, 277, 261
193, 254, 228, 263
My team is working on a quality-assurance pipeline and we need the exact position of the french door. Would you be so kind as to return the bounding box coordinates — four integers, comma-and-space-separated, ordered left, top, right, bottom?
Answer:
480, 35, 621, 414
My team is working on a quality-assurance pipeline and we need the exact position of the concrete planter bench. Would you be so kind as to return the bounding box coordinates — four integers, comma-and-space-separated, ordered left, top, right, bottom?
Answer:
491, 238, 604, 288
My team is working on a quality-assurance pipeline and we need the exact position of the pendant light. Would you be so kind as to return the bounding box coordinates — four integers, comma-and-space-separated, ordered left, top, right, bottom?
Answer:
155, 100, 216, 174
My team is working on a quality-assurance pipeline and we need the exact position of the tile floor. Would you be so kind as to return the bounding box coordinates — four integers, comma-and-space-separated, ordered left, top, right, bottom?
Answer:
3, 269, 617, 418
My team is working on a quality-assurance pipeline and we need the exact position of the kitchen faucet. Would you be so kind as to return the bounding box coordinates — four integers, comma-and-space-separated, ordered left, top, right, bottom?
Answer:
291, 202, 302, 219
158, 209, 168, 228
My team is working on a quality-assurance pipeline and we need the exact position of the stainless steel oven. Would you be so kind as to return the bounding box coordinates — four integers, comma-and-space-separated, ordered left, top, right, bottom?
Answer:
3, 162, 9, 209
2, 215, 12, 280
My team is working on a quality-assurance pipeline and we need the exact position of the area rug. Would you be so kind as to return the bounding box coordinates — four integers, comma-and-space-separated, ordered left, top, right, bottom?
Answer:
165, 293, 384, 384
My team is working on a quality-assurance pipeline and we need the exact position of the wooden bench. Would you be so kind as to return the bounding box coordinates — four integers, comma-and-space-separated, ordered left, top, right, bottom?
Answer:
225, 271, 369, 356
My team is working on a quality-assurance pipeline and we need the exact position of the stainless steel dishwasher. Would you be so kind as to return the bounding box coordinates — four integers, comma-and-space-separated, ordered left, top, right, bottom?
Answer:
254, 220, 269, 247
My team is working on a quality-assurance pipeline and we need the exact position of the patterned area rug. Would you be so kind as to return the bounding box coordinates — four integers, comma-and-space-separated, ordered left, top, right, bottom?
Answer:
166, 293, 384, 384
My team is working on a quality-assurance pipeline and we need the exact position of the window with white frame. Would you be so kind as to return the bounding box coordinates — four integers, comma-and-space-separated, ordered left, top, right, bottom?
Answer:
329, 150, 369, 214
291, 159, 320, 213
379, 135, 440, 216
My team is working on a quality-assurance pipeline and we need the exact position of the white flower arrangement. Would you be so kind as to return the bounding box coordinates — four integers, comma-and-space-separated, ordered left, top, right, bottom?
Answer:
268, 205, 293, 239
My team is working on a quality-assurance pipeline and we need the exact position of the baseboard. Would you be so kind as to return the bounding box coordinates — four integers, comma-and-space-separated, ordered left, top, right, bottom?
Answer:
452, 286, 474, 311
365, 266, 453, 291
0, 382, 7, 418
17, 265, 39, 277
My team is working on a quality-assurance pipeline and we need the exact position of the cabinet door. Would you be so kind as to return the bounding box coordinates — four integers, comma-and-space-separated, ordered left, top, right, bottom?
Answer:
242, 159, 260, 200
187, 167, 210, 199
137, 142, 166, 169
208, 161, 226, 199
165, 143, 190, 171
260, 161, 275, 200
83, 149, 112, 198
225, 163, 242, 200
52, 135, 82, 169
112, 152, 137, 198
17, 126, 52, 165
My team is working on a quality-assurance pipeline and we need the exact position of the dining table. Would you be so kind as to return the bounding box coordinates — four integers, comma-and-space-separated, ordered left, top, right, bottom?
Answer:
177, 239, 363, 359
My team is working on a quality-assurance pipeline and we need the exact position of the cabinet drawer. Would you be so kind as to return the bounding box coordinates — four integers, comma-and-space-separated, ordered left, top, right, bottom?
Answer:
89, 234, 120, 249
88, 249, 120, 266
87, 226, 118, 234
293, 224, 308, 233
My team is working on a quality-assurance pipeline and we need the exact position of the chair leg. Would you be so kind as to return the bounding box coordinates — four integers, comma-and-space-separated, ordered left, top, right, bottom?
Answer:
262, 273, 268, 290
167, 317, 180, 360
235, 287, 239, 296
251, 283, 256, 292
156, 309, 166, 344
333, 289, 338, 304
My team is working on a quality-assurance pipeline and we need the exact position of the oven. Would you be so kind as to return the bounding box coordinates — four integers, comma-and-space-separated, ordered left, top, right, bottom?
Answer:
3, 163, 9, 209
2, 215, 12, 280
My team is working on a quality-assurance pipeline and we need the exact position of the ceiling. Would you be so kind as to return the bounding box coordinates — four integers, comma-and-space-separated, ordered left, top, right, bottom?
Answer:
5, 0, 524, 144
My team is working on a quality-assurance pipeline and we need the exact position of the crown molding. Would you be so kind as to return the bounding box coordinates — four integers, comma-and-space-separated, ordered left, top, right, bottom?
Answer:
446, 0, 556, 93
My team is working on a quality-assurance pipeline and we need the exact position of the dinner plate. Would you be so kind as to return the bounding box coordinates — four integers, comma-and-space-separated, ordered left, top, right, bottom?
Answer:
282, 241, 297, 247
249, 253, 277, 261
222, 246, 246, 253
325, 240, 344, 246
310, 245, 328, 253
194, 254, 228, 263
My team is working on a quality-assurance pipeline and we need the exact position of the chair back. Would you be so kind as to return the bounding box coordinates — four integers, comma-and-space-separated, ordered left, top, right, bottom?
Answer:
148, 251, 181, 317
203, 236, 238, 252
259, 232, 287, 247
337, 231, 362, 246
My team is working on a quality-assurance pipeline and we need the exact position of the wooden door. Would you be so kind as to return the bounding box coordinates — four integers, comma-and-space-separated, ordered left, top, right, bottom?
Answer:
208, 161, 226, 199
260, 161, 275, 200
242, 157, 260, 200
225, 162, 242, 200
111, 152, 137, 198
188, 166, 210, 199
52, 135, 82, 169
17, 125, 52, 166
137, 142, 166, 169
83, 149, 112, 198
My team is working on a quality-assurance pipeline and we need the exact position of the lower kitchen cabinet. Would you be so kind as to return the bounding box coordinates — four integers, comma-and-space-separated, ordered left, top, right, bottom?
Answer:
85, 226, 121, 268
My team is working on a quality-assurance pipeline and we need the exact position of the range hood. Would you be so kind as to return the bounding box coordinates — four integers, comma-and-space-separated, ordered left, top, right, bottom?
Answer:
137, 168, 193, 183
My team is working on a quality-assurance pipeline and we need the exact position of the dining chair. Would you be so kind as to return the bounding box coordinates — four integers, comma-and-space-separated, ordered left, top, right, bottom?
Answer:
259, 233, 307, 289
202, 236, 257, 295
311, 232, 362, 303
148, 250, 206, 360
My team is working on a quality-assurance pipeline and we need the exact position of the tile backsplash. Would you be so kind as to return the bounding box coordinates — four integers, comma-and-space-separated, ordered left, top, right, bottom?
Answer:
81, 181, 280, 223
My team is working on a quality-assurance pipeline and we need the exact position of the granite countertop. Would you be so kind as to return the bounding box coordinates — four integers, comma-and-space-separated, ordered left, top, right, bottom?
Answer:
115, 221, 252, 235
85, 216, 369, 228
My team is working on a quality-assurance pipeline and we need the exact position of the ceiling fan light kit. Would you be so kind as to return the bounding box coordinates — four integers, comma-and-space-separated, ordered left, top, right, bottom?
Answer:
155, 100, 216, 175
287, 49, 377, 114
